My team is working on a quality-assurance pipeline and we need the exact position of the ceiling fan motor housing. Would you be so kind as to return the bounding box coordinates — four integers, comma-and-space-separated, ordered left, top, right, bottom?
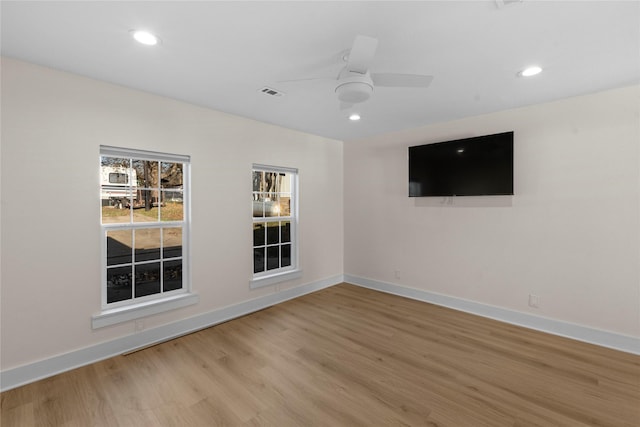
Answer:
335, 70, 374, 103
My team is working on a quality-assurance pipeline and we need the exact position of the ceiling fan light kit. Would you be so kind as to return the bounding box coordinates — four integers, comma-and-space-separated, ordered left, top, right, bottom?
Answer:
335, 67, 375, 104
335, 80, 373, 103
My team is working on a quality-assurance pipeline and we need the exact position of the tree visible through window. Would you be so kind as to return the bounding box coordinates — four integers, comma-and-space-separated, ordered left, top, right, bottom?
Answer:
252, 165, 297, 278
100, 147, 189, 307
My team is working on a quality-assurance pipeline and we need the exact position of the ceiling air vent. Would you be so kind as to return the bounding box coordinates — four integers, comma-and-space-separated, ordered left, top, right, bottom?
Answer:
260, 86, 285, 97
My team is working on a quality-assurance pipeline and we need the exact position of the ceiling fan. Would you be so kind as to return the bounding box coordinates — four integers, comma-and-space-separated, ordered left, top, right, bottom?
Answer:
280, 35, 434, 109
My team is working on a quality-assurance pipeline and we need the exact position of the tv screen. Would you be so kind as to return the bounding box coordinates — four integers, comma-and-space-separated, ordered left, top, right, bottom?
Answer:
409, 131, 514, 197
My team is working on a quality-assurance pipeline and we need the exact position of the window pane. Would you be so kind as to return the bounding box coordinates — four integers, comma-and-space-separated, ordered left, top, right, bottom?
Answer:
101, 157, 130, 168
135, 228, 161, 261
264, 172, 279, 192
107, 266, 132, 303
253, 223, 265, 247
264, 194, 278, 217
253, 198, 265, 218
266, 246, 280, 270
278, 195, 291, 216
266, 222, 279, 245
101, 195, 132, 224
161, 189, 183, 203
163, 227, 182, 258
161, 162, 183, 188
133, 192, 160, 222
135, 263, 161, 297
132, 160, 159, 221
282, 244, 291, 267
161, 191, 183, 221
252, 171, 263, 192
101, 157, 132, 224
163, 260, 182, 292
253, 192, 273, 218
254, 248, 265, 273
101, 158, 130, 191
278, 173, 290, 192
107, 229, 132, 265
254, 171, 282, 193
132, 160, 158, 189
281, 221, 291, 243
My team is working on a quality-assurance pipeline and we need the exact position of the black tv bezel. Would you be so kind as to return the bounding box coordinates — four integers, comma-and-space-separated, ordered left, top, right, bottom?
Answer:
408, 131, 514, 197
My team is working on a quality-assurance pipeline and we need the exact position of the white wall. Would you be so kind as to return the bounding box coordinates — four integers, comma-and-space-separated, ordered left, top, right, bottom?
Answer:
345, 85, 640, 338
0, 58, 343, 371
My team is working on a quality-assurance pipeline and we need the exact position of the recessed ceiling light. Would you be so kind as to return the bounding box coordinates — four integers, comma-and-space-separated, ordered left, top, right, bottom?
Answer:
349, 113, 361, 121
131, 30, 160, 46
519, 66, 542, 77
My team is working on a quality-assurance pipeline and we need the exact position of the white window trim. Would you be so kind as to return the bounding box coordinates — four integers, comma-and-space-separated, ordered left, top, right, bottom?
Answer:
92, 293, 199, 329
250, 164, 300, 289
95, 146, 196, 328
250, 269, 303, 289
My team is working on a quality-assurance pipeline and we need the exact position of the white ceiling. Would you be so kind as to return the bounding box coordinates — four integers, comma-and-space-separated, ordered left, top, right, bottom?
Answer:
2, 1, 639, 142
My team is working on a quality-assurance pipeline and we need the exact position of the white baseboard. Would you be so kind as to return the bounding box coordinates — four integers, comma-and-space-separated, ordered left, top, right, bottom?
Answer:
0, 274, 343, 392
4, 273, 636, 392
344, 274, 640, 356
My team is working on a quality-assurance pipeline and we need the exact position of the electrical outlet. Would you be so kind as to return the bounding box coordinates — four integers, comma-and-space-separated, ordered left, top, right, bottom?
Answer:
528, 294, 540, 308
135, 319, 145, 331
394, 270, 401, 279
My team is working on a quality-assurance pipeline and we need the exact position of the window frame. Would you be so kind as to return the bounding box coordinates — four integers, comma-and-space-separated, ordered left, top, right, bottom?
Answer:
93, 146, 197, 328
250, 164, 301, 289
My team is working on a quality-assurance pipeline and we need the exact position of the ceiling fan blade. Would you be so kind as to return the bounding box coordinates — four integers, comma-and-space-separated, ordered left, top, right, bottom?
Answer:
371, 73, 434, 88
277, 76, 333, 84
293, 49, 351, 77
346, 35, 378, 74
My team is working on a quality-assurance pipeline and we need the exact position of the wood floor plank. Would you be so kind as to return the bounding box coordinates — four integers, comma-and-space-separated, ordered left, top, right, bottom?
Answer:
2, 283, 638, 426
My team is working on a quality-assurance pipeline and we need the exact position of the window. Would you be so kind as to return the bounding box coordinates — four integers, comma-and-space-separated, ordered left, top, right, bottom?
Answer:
109, 172, 128, 184
251, 164, 300, 288
99, 146, 194, 318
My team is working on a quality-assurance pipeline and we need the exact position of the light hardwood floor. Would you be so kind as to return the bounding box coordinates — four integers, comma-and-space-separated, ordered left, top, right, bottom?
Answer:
2, 283, 639, 426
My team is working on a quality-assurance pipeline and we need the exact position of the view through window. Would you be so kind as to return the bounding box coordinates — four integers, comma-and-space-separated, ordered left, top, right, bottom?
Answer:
252, 165, 297, 278
100, 147, 189, 307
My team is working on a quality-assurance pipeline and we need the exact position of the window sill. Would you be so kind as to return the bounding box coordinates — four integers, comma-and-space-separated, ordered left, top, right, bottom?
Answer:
92, 293, 199, 329
250, 269, 303, 289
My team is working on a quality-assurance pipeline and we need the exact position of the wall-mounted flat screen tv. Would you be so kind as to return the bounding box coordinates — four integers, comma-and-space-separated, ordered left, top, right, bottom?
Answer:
409, 131, 514, 197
